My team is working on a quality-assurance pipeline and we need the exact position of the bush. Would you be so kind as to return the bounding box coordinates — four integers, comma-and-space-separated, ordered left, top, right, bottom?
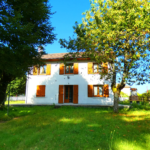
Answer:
131, 102, 150, 110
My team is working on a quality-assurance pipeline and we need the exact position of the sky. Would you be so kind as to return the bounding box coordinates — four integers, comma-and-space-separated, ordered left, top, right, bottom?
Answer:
45, 0, 150, 94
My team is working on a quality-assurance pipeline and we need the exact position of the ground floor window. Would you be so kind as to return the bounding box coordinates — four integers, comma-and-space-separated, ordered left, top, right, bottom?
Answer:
88, 84, 109, 97
36, 85, 45, 97
94, 85, 103, 97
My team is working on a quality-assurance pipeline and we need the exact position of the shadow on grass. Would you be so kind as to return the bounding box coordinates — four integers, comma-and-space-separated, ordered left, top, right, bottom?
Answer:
0, 106, 37, 122
54, 107, 150, 150
0, 106, 150, 150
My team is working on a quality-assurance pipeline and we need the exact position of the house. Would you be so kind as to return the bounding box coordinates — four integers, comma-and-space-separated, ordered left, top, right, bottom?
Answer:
121, 85, 130, 97
25, 53, 114, 105
119, 85, 130, 101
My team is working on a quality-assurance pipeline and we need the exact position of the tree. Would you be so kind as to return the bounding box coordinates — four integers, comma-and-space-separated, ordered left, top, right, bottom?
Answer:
0, 0, 56, 106
140, 90, 150, 101
60, 0, 150, 112
6, 75, 26, 97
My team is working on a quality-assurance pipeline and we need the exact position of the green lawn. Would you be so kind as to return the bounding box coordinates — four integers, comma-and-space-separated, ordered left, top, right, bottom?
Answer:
5, 100, 25, 105
0, 105, 150, 150
119, 100, 130, 105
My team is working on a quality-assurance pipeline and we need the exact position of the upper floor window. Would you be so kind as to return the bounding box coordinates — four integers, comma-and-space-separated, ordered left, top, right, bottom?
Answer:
39, 65, 46, 75
65, 63, 74, 74
33, 64, 51, 75
60, 63, 78, 75
93, 63, 101, 73
88, 62, 108, 74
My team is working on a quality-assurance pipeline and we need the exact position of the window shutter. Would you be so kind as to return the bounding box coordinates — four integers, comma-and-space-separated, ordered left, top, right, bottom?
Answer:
59, 85, 64, 103
36, 85, 45, 97
73, 85, 78, 104
74, 63, 78, 74
88, 63, 93, 74
33, 66, 38, 75
103, 84, 109, 97
59, 64, 64, 75
38, 66, 40, 75
36, 86, 41, 96
102, 62, 108, 73
46, 64, 51, 75
88, 85, 93, 97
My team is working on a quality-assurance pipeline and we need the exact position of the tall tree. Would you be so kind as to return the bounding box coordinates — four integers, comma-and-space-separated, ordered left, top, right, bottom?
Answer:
60, 0, 150, 112
0, 0, 56, 106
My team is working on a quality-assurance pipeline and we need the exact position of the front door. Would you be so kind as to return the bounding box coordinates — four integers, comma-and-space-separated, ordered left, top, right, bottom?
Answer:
64, 85, 73, 103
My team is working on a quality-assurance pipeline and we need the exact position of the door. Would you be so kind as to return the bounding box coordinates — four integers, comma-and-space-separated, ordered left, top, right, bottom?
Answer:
64, 85, 73, 103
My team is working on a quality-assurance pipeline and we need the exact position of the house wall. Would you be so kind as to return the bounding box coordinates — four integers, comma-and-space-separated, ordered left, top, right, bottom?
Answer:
25, 61, 114, 105
121, 87, 130, 96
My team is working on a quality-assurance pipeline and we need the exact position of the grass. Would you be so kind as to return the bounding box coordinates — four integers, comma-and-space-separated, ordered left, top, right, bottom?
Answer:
119, 100, 130, 105
119, 100, 147, 106
0, 105, 150, 150
5, 100, 25, 105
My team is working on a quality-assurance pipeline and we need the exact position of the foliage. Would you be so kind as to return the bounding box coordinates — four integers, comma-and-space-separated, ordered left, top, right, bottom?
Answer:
119, 100, 130, 105
138, 90, 150, 101
6, 75, 26, 96
60, 0, 150, 112
120, 91, 129, 98
0, 0, 56, 105
137, 92, 142, 96
1, 106, 150, 149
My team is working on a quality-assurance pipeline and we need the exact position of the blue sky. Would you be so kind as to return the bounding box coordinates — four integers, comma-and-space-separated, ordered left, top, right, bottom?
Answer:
45, 0, 150, 94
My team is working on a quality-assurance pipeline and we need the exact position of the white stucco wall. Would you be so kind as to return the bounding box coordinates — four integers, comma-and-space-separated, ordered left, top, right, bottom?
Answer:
25, 61, 114, 105
121, 87, 130, 96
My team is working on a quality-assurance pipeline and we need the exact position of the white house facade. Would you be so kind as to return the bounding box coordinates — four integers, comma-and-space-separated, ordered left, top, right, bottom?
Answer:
25, 53, 114, 105
121, 85, 130, 96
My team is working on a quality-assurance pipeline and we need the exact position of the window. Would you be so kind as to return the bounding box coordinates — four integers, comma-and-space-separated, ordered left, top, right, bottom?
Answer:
33, 64, 51, 75
39, 65, 46, 75
93, 63, 101, 73
65, 63, 74, 74
94, 85, 103, 97
36, 85, 45, 97
88, 62, 108, 74
88, 84, 109, 97
60, 63, 78, 75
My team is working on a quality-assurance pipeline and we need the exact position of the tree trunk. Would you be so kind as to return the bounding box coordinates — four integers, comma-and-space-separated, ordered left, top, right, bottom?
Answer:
0, 82, 8, 107
0, 72, 12, 106
113, 92, 119, 113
